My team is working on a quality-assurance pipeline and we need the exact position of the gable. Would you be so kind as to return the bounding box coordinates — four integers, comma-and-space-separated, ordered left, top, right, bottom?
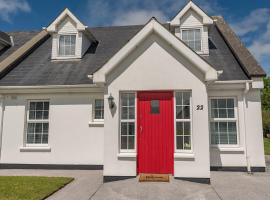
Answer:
93, 18, 218, 84
57, 16, 78, 33
180, 9, 203, 27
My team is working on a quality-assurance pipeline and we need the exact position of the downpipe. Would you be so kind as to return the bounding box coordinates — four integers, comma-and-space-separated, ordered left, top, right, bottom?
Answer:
243, 82, 252, 174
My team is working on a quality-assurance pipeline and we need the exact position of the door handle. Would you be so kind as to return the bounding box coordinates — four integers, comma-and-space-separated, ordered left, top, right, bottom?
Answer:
140, 126, 143, 133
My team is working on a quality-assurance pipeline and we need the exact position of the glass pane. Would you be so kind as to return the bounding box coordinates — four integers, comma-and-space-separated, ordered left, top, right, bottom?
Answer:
36, 111, 43, 119
128, 94, 135, 106
43, 111, 49, 119
184, 136, 191, 150
42, 134, 48, 144
228, 122, 236, 132
128, 107, 135, 119
175, 92, 182, 105
219, 122, 227, 132
195, 29, 201, 40
128, 136, 135, 149
182, 30, 188, 41
151, 100, 159, 114
121, 94, 128, 106
176, 136, 183, 150
184, 122, 190, 135
44, 102, 49, 110
27, 134, 35, 144
128, 122, 135, 136
183, 106, 190, 119
35, 134, 42, 144
176, 122, 183, 135
36, 102, 43, 110
211, 108, 218, 118
121, 107, 128, 119
218, 109, 227, 118
121, 136, 127, 149
195, 41, 201, 51
29, 111, 35, 120
121, 122, 128, 136
211, 99, 218, 108
29, 102, 36, 110
220, 133, 228, 144
227, 109, 235, 118
35, 123, 42, 133
43, 123, 49, 133
71, 35, 76, 45
176, 106, 183, 119
229, 134, 237, 144
218, 99, 226, 108
183, 92, 190, 105
27, 123, 35, 134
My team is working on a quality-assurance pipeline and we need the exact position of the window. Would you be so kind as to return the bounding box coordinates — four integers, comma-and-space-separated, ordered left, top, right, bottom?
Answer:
94, 99, 104, 120
26, 101, 50, 145
151, 100, 159, 114
59, 35, 76, 56
210, 98, 238, 145
182, 29, 201, 51
175, 92, 192, 150
120, 93, 135, 151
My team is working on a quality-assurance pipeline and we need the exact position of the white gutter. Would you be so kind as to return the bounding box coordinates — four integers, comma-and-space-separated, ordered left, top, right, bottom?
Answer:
0, 84, 99, 89
243, 82, 252, 174
214, 80, 253, 84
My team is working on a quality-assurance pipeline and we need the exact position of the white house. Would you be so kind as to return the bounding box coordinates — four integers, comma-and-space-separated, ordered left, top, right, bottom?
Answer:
0, 1, 266, 183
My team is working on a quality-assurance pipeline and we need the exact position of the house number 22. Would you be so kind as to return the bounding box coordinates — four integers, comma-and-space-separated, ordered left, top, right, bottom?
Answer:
196, 105, 203, 110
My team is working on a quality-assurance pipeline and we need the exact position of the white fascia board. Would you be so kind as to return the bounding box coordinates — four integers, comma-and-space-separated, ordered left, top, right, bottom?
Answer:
170, 1, 213, 26
46, 8, 86, 32
0, 84, 104, 94
251, 77, 264, 89
93, 19, 217, 84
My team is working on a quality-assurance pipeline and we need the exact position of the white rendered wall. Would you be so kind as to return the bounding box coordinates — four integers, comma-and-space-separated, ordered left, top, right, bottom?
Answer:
103, 33, 210, 178
209, 89, 265, 168
0, 93, 104, 165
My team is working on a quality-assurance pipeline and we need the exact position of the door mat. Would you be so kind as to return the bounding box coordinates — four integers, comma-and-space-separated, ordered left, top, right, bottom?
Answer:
139, 174, 170, 182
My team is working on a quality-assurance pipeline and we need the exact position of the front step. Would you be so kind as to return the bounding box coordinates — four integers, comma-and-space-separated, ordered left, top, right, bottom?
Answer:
139, 173, 170, 182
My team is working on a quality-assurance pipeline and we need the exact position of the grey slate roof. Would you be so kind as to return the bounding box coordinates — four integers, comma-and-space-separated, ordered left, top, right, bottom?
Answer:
0, 31, 39, 62
0, 23, 251, 86
0, 31, 11, 46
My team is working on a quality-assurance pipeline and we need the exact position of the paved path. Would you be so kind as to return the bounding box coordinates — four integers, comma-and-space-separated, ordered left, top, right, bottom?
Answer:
0, 161, 269, 200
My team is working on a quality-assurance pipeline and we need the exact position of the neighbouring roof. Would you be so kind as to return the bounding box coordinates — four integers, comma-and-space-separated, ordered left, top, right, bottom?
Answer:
0, 18, 259, 86
0, 31, 11, 46
213, 16, 266, 77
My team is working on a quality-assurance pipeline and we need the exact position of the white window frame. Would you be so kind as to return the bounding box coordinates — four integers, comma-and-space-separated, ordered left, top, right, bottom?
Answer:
57, 34, 77, 57
25, 100, 50, 147
93, 99, 104, 122
174, 91, 193, 153
119, 92, 136, 153
209, 97, 240, 148
181, 28, 202, 52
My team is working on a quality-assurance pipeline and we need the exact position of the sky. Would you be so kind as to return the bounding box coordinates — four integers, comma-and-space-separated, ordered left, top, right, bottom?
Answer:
0, 0, 269, 75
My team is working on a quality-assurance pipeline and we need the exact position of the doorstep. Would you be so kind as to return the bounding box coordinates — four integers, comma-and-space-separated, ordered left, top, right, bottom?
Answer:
139, 174, 170, 182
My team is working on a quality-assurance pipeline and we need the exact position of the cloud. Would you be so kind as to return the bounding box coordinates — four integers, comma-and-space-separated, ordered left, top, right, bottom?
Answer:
0, 0, 31, 22
85, 0, 220, 26
231, 8, 270, 36
112, 10, 167, 26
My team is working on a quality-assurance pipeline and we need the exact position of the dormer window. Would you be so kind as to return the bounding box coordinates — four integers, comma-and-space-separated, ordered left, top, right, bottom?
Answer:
59, 35, 76, 56
181, 29, 201, 52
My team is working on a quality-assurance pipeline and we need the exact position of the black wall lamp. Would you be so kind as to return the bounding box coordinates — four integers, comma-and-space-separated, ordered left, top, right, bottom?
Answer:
108, 94, 115, 109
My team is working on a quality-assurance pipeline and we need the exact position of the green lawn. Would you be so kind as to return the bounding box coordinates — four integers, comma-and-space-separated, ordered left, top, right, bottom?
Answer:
0, 176, 73, 200
264, 138, 270, 155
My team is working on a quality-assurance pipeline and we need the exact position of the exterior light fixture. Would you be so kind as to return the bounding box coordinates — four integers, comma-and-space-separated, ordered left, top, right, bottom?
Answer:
108, 94, 115, 109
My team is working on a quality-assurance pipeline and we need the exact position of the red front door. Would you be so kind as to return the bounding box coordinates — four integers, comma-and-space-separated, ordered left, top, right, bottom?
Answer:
137, 91, 174, 174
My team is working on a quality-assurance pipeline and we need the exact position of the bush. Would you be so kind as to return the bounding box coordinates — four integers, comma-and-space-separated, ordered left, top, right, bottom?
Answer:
262, 110, 270, 137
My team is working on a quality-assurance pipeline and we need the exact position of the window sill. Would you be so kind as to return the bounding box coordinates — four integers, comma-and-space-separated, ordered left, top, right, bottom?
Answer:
174, 153, 195, 159
211, 146, 244, 152
89, 121, 104, 127
117, 153, 136, 158
20, 146, 51, 152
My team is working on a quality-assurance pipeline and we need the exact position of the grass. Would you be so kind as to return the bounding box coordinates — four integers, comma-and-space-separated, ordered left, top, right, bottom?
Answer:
264, 138, 270, 155
0, 176, 73, 200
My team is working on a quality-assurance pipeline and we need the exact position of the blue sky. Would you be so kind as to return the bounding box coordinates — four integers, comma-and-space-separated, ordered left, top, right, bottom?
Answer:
0, 0, 270, 75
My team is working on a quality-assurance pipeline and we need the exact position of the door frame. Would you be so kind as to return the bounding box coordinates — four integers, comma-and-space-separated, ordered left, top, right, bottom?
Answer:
136, 90, 174, 175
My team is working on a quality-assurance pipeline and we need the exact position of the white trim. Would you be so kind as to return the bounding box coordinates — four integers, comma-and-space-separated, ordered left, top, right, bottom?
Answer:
170, 1, 213, 26
208, 96, 240, 148
174, 91, 193, 153
211, 146, 244, 152
180, 28, 203, 53
174, 152, 195, 159
93, 18, 218, 84
46, 8, 87, 32
56, 34, 77, 59
117, 152, 136, 158
20, 146, 51, 152
119, 92, 136, 153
